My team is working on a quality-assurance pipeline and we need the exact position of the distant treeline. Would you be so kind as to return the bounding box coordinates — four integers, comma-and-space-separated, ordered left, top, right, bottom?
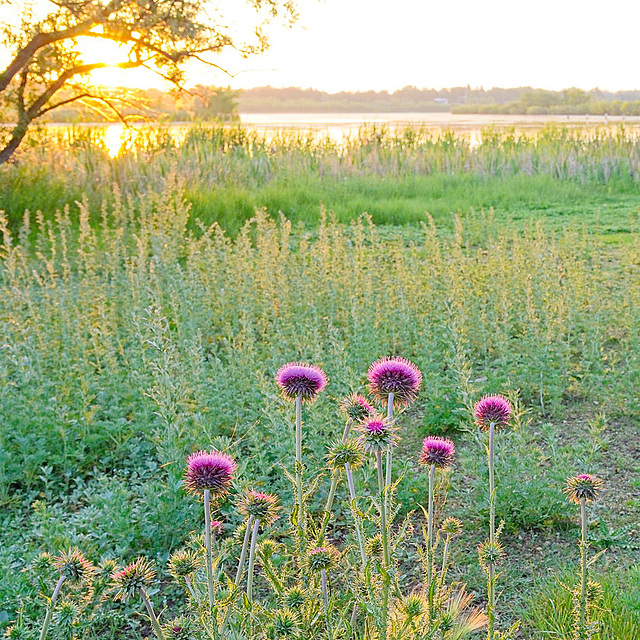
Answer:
33, 85, 640, 121
238, 86, 640, 115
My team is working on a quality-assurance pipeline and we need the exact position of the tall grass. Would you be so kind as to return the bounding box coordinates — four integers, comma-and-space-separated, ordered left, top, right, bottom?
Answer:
2, 124, 640, 233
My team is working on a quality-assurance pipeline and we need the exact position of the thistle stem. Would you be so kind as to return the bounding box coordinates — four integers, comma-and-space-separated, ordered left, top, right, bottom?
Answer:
203, 489, 215, 610
321, 568, 329, 614
342, 417, 352, 443
345, 463, 367, 569
320, 472, 340, 538
141, 588, 166, 640
246, 518, 261, 602
185, 575, 197, 601
39, 575, 66, 640
580, 497, 587, 637
489, 422, 495, 543
441, 534, 450, 580
377, 449, 390, 640
427, 463, 435, 618
295, 393, 305, 541
384, 392, 394, 518
234, 515, 254, 586
487, 566, 495, 640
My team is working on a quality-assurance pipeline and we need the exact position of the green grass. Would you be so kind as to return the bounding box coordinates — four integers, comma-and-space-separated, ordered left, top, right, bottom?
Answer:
1, 125, 640, 638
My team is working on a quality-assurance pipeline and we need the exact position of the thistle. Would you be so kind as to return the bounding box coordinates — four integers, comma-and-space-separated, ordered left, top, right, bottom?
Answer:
275, 361, 327, 559
282, 586, 306, 609
473, 393, 511, 640
238, 490, 280, 601
162, 616, 196, 640
440, 518, 463, 581
367, 356, 422, 408
168, 549, 202, 599
419, 436, 456, 621
357, 415, 398, 454
565, 474, 604, 640
271, 608, 300, 639
184, 449, 236, 610
110, 558, 165, 640
340, 393, 375, 423
39, 549, 95, 640
307, 546, 339, 616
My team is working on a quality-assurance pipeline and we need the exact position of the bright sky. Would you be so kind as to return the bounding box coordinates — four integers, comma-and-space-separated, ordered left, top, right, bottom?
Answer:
2, 0, 640, 92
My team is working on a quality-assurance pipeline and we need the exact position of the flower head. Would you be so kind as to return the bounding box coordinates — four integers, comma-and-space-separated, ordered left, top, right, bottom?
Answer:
275, 362, 327, 402
340, 394, 375, 422
367, 356, 422, 406
440, 517, 463, 537
211, 520, 224, 535
326, 439, 366, 470
163, 616, 196, 640
306, 545, 339, 572
168, 549, 202, 579
53, 548, 96, 583
357, 415, 399, 453
238, 489, 280, 525
477, 539, 504, 570
474, 394, 512, 430
272, 608, 300, 639
420, 436, 456, 469
403, 593, 426, 619
110, 558, 156, 601
564, 474, 604, 504
184, 450, 237, 497
282, 586, 306, 609
365, 533, 384, 560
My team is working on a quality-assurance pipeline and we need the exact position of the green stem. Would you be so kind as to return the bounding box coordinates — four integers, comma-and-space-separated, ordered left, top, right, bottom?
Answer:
39, 575, 66, 640
488, 566, 495, 640
185, 575, 197, 601
342, 417, 352, 443
295, 393, 305, 550
235, 515, 254, 586
246, 518, 261, 602
203, 488, 214, 610
377, 449, 390, 640
580, 497, 587, 638
321, 569, 333, 640
384, 392, 394, 518
427, 463, 435, 619
440, 534, 450, 582
489, 422, 495, 543
141, 589, 166, 640
345, 463, 367, 569
320, 472, 340, 539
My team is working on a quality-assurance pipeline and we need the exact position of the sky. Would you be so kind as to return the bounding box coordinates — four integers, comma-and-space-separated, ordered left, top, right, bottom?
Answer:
2, 0, 640, 92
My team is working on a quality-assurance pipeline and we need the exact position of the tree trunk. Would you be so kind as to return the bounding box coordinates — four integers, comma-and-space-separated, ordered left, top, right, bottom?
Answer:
0, 120, 29, 165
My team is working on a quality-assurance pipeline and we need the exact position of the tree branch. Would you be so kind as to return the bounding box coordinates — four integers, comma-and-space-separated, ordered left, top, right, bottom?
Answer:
35, 92, 91, 118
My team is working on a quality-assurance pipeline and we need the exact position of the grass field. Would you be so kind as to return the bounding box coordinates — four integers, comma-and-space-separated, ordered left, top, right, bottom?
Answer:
0, 124, 639, 639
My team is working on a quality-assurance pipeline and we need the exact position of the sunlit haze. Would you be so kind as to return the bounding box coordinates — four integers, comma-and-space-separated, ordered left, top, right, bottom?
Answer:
2, 0, 640, 92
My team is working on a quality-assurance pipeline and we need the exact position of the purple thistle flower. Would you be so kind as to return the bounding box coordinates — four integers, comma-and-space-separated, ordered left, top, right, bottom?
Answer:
53, 548, 96, 583
275, 362, 328, 402
110, 558, 156, 601
184, 450, 237, 497
420, 436, 456, 469
474, 394, 512, 430
357, 415, 399, 453
367, 356, 422, 406
564, 474, 604, 504
211, 520, 225, 535
306, 545, 339, 572
340, 393, 376, 422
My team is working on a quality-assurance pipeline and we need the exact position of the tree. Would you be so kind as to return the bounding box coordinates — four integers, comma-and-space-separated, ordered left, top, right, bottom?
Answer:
0, 0, 297, 163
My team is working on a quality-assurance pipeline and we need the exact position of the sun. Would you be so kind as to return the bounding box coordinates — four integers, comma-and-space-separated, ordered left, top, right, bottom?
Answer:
74, 35, 162, 89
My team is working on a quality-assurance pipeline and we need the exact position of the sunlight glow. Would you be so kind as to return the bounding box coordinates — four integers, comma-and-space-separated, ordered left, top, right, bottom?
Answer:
104, 124, 124, 157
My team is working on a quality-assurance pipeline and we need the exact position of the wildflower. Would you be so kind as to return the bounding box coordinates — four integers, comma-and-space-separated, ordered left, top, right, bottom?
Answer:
30, 552, 54, 574
238, 489, 280, 525
440, 517, 463, 537
275, 362, 327, 402
52, 548, 96, 583
403, 593, 426, 619
477, 539, 504, 569
163, 616, 196, 640
340, 394, 375, 422
184, 450, 237, 496
110, 558, 156, 601
168, 549, 202, 579
282, 586, 305, 609
259, 539, 279, 559
419, 436, 455, 469
306, 545, 339, 572
367, 356, 422, 406
52, 600, 78, 633
586, 579, 604, 605
357, 415, 399, 453
326, 439, 366, 470
272, 608, 300, 639
365, 533, 384, 560
211, 520, 224, 535
473, 394, 512, 430
564, 474, 604, 504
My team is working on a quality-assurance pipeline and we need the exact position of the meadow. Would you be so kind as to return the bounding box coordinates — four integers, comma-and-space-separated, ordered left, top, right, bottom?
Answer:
0, 124, 639, 639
